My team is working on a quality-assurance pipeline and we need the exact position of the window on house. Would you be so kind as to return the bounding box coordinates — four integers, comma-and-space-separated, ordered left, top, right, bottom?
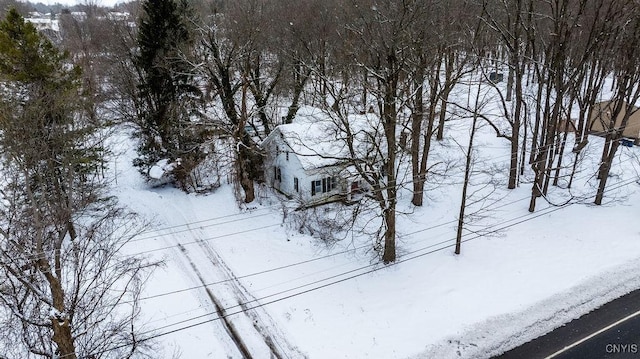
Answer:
294, 177, 299, 192
286, 151, 289, 161
274, 167, 282, 182
311, 176, 337, 196
311, 180, 322, 196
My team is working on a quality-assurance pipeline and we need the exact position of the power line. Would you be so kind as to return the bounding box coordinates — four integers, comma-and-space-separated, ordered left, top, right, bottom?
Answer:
133, 175, 640, 332
121, 177, 585, 305
130, 209, 278, 242
148, 199, 575, 333
104, 130, 640, 255
71, 174, 640, 359
66, 205, 562, 358
50, 132, 635, 359
1, 143, 636, 282
2, 151, 636, 293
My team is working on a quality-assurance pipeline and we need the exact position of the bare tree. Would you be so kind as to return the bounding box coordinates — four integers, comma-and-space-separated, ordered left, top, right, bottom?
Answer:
59, 6, 114, 123
408, 0, 479, 206
565, 1, 615, 188
313, 77, 400, 263
455, 82, 482, 255
479, 0, 534, 190
196, 5, 264, 203
221, 0, 282, 136
329, 0, 430, 263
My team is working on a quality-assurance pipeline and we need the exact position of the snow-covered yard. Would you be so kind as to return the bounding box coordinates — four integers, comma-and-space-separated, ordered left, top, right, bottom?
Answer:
107, 102, 640, 359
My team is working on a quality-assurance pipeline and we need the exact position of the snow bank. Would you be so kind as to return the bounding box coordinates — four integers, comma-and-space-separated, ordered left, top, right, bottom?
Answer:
416, 256, 640, 358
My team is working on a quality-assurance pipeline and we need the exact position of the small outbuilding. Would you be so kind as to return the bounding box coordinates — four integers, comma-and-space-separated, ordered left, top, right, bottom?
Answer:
589, 100, 640, 140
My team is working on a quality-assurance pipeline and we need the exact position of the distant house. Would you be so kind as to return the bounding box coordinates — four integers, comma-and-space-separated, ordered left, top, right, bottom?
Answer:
106, 11, 132, 22
26, 14, 61, 43
260, 107, 371, 206
589, 100, 640, 140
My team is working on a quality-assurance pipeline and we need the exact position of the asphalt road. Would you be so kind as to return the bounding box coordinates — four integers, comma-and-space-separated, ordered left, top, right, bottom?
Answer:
494, 288, 640, 359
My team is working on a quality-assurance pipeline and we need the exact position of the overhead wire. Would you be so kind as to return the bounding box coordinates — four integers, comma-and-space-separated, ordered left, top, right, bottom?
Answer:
97, 121, 640, 251
117, 175, 640, 328
51, 95, 640, 358
146, 175, 640, 329
66, 173, 640, 359
0, 147, 636, 304
111, 157, 638, 306
1, 117, 638, 311
0, 147, 637, 288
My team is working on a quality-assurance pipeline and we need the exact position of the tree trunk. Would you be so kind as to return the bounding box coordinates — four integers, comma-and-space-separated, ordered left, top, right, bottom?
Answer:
382, 203, 396, 264
411, 61, 440, 206
505, 62, 514, 102
456, 113, 478, 255
529, 73, 545, 164
38, 254, 77, 359
519, 104, 527, 178
240, 160, 255, 203
508, 104, 520, 189
362, 69, 368, 108
382, 67, 398, 263
284, 63, 310, 124
410, 64, 426, 206
238, 75, 255, 203
528, 160, 542, 212
436, 50, 455, 141
507, 9, 523, 189
51, 317, 76, 359
553, 130, 569, 186
595, 139, 619, 205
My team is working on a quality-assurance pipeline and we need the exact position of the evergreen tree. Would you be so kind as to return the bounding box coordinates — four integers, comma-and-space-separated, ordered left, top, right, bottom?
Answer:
0, 9, 156, 358
0, 8, 91, 198
134, 0, 204, 189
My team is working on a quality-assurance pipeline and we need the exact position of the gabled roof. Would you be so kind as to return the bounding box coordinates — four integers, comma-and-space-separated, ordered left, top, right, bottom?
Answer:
261, 106, 379, 171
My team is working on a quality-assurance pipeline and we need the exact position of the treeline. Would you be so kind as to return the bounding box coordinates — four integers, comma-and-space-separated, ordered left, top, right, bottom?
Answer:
94, 0, 637, 263
48, 0, 640, 262
0, 0, 135, 15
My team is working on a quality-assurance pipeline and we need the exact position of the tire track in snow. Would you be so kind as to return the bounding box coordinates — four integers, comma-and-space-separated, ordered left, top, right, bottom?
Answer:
177, 243, 254, 359
145, 196, 256, 358
153, 223, 246, 358
157, 198, 306, 359
187, 224, 308, 359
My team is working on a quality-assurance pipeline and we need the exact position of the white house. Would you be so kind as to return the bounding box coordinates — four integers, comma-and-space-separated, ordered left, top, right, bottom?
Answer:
260, 107, 372, 206
26, 16, 59, 33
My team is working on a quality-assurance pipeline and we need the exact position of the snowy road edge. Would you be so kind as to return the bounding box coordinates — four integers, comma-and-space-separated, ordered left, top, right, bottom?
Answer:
410, 256, 640, 359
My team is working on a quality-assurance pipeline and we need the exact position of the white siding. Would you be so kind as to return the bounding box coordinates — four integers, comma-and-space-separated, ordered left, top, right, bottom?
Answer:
263, 131, 309, 200
261, 128, 351, 205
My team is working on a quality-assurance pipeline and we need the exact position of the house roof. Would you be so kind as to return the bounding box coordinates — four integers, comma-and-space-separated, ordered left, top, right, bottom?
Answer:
262, 106, 379, 171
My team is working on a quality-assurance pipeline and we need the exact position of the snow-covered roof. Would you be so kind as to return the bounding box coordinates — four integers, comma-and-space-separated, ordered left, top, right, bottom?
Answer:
107, 12, 130, 21
262, 106, 380, 171
26, 18, 59, 32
